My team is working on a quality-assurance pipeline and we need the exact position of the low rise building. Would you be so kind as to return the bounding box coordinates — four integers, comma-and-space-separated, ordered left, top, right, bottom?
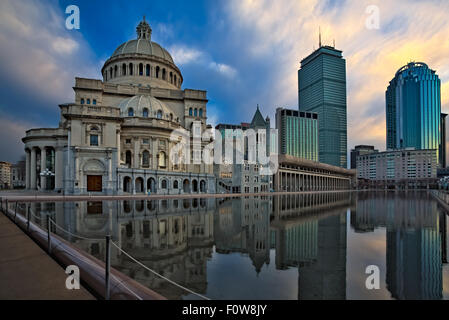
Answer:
12, 160, 26, 189
350, 145, 378, 169
357, 148, 438, 189
0, 161, 12, 189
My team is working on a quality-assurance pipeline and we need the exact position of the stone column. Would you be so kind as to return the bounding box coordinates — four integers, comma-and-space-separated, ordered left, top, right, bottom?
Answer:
30, 148, 37, 190
117, 131, 121, 166
40, 147, 47, 190
134, 139, 140, 169
55, 148, 63, 190
25, 149, 31, 189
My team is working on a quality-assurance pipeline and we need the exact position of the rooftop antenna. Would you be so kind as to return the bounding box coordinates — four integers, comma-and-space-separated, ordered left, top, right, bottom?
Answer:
143, 15, 146, 22
319, 26, 322, 47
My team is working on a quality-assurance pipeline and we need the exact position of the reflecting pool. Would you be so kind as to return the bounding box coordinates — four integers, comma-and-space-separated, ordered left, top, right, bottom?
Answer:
24, 191, 449, 300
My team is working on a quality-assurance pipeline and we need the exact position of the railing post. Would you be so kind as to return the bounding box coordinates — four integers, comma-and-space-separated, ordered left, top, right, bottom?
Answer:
105, 235, 111, 300
5, 199, 8, 216
27, 205, 30, 232
47, 216, 51, 254
14, 202, 17, 222
0, 197, 2, 212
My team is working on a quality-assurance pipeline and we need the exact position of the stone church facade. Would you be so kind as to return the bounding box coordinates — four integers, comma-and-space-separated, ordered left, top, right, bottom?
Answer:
22, 18, 216, 195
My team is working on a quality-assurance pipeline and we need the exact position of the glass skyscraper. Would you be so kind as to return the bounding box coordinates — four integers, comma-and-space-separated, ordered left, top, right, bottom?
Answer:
298, 45, 347, 168
275, 108, 318, 161
386, 62, 442, 165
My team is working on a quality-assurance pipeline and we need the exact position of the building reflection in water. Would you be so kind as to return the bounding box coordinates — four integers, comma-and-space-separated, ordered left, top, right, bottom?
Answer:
22, 191, 448, 300
353, 192, 447, 300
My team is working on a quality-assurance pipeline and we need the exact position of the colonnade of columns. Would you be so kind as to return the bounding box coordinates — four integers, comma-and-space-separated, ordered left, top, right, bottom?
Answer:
277, 170, 350, 192
25, 146, 62, 191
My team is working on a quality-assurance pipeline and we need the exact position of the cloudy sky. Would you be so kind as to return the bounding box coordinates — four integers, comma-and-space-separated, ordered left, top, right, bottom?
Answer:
0, 0, 448, 164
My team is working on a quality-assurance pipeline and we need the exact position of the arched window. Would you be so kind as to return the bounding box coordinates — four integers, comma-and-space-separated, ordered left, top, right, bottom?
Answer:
174, 74, 177, 84
139, 63, 143, 76
189, 108, 192, 116
143, 108, 149, 118
80, 98, 85, 105
161, 179, 167, 189
146, 64, 150, 76
170, 72, 173, 83
162, 68, 166, 80
173, 180, 178, 189
110, 67, 113, 79
194, 108, 198, 117
157, 110, 162, 119
158, 151, 166, 168
142, 150, 150, 167
156, 66, 160, 78
125, 151, 132, 166
129, 63, 133, 75
114, 65, 118, 77
128, 108, 134, 116
122, 63, 126, 76
199, 109, 203, 117
170, 113, 173, 121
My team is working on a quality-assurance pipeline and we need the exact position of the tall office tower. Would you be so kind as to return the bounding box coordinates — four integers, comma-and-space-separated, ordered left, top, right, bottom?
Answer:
275, 108, 319, 161
386, 62, 442, 165
440, 113, 447, 168
298, 45, 347, 168
350, 145, 378, 169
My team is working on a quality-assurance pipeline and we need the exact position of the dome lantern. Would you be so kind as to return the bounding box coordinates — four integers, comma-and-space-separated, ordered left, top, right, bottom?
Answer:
136, 16, 152, 41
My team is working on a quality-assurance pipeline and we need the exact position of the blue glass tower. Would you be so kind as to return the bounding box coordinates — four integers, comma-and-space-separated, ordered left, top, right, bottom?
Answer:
298, 45, 347, 168
386, 62, 442, 165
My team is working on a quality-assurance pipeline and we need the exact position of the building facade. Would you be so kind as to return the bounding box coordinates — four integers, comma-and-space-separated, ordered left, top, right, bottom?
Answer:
275, 108, 318, 162
350, 145, 378, 169
22, 18, 215, 195
214, 106, 272, 193
0, 161, 12, 190
298, 45, 347, 168
11, 160, 26, 189
357, 148, 438, 188
386, 62, 443, 166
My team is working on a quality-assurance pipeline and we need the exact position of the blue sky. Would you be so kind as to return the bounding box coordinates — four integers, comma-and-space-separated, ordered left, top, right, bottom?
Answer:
1, 0, 449, 163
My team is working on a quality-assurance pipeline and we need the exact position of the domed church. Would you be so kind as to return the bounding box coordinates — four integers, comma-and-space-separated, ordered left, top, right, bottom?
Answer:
22, 18, 216, 195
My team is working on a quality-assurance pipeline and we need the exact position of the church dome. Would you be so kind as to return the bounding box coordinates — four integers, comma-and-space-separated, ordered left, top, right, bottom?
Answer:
110, 17, 174, 64
111, 40, 174, 64
101, 17, 182, 90
118, 95, 177, 121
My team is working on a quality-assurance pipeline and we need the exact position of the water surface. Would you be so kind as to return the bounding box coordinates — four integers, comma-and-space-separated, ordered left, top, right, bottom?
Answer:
25, 191, 449, 299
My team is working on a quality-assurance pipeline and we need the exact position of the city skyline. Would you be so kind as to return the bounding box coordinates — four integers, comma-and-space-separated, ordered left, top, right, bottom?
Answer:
0, 0, 449, 165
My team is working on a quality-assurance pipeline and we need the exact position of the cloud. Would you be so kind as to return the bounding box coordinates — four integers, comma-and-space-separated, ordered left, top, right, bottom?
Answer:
0, 112, 38, 162
224, 0, 449, 152
169, 44, 237, 79
170, 45, 204, 64
0, 0, 100, 108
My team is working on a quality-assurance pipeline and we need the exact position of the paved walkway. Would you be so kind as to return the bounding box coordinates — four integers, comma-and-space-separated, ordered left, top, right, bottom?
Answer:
0, 213, 95, 300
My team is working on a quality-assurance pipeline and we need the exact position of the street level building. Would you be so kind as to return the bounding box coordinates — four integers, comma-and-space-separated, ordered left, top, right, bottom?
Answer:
350, 145, 378, 169
0, 161, 12, 189
357, 148, 438, 189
